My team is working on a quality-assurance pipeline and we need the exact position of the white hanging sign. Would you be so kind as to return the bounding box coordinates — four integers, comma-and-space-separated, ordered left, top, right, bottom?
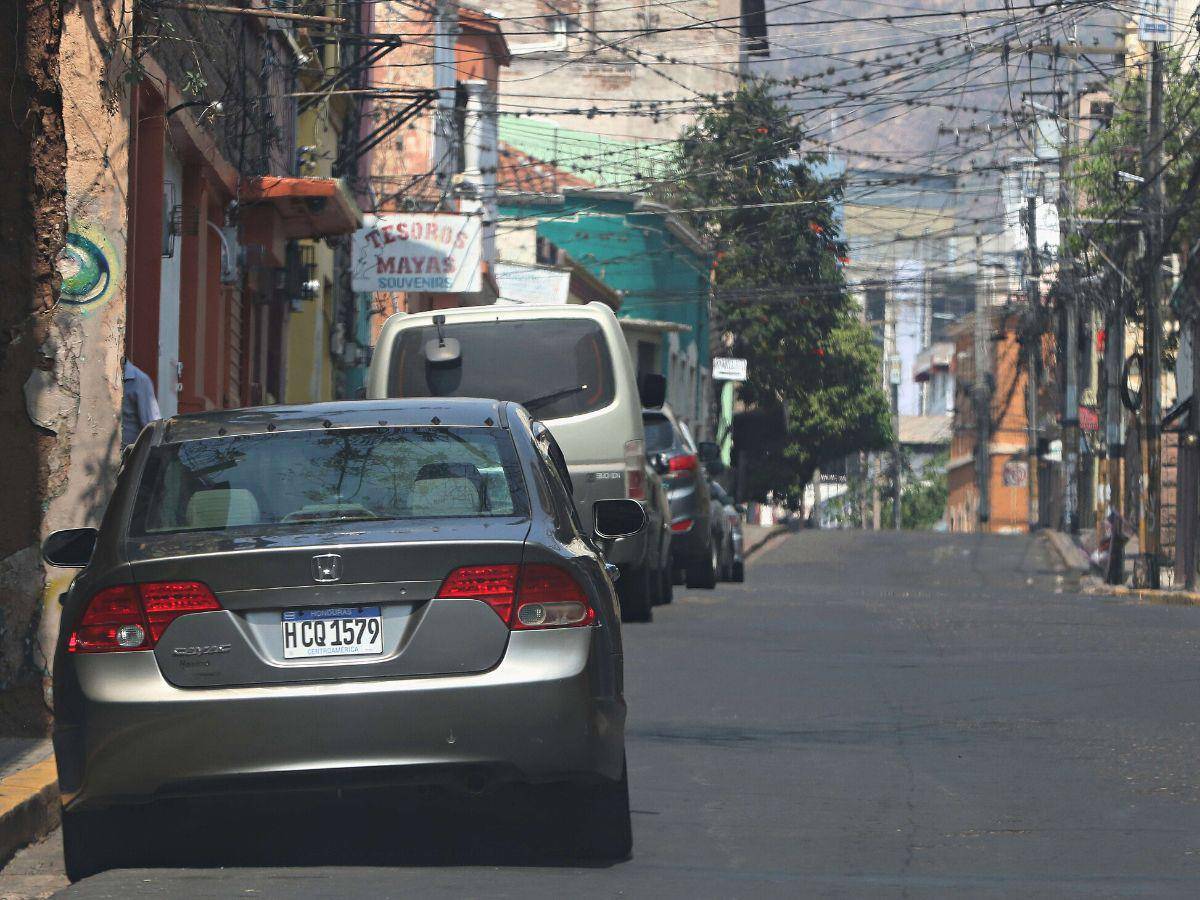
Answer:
352, 213, 482, 293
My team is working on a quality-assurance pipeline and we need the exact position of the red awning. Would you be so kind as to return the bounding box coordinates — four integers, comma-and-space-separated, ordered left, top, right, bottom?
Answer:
239, 176, 362, 239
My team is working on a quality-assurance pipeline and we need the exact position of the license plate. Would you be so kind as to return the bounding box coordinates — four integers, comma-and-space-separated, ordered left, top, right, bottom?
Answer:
281, 606, 383, 659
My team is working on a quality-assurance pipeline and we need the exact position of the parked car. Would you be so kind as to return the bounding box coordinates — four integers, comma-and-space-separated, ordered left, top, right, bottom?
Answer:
709, 481, 745, 583
44, 399, 645, 879
643, 404, 717, 588
367, 302, 671, 622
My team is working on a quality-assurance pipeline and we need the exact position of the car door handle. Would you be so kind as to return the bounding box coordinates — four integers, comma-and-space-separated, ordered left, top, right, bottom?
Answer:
604, 562, 620, 582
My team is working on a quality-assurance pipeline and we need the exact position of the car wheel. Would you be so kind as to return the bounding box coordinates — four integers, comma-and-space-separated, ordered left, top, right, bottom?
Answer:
719, 540, 733, 581
617, 565, 653, 622
732, 560, 745, 583
578, 760, 633, 861
685, 536, 718, 589
62, 807, 129, 881
659, 564, 674, 604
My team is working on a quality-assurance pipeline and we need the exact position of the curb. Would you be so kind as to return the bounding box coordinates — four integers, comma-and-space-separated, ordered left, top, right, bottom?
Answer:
744, 525, 787, 562
1079, 576, 1200, 606
1043, 529, 1091, 574
0, 756, 58, 867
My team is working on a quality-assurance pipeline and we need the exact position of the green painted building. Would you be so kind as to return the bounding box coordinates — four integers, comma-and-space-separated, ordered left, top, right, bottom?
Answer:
497, 188, 713, 437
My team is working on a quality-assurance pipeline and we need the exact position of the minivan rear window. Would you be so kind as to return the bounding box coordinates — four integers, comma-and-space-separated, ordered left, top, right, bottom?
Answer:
643, 414, 676, 452
388, 319, 615, 419
130, 427, 528, 535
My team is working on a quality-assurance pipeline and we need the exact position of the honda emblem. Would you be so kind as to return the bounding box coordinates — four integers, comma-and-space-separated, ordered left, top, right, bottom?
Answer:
312, 554, 342, 583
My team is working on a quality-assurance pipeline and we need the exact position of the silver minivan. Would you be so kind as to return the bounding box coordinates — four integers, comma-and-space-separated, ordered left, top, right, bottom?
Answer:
367, 302, 670, 621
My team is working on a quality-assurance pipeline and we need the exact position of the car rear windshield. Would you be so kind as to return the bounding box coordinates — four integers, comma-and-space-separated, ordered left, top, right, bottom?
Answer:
130, 427, 528, 535
388, 319, 615, 419
643, 414, 676, 452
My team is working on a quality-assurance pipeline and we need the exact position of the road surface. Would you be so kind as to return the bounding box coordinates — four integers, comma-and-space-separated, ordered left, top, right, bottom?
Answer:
6, 530, 1200, 897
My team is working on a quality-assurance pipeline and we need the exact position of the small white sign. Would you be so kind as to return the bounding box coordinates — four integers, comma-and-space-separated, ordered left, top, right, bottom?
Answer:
1138, 0, 1172, 42
493, 262, 571, 306
713, 357, 748, 381
352, 213, 481, 294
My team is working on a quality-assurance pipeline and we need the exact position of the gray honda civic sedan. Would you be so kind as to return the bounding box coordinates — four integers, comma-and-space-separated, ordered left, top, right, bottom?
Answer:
43, 399, 645, 879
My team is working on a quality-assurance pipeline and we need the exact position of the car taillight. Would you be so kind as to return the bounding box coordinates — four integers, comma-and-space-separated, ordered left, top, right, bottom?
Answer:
435, 564, 519, 624
624, 439, 645, 500
514, 564, 594, 629
68, 581, 221, 653
668, 453, 698, 474
436, 563, 594, 630
671, 518, 694, 533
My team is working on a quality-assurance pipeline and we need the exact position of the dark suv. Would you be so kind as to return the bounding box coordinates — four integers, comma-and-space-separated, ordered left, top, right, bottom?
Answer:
643, 405, 717, 589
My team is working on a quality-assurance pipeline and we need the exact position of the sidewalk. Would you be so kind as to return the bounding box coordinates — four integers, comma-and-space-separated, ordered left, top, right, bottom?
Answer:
1043, 529, 1200, 606
0, 739, 57, 867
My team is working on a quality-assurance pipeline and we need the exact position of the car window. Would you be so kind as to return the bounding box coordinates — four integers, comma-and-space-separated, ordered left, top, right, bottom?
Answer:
643, 414, 675, 452
678, 421, 697, 453
533, 430, 585, 537
388, 318, 616, 420
130, 426, 528, 535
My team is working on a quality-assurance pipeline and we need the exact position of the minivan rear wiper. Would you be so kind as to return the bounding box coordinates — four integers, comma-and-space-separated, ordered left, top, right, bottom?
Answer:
521, 384, 587, 412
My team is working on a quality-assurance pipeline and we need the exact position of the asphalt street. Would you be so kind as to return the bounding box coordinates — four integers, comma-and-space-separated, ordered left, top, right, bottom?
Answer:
6, 530, 1200, 898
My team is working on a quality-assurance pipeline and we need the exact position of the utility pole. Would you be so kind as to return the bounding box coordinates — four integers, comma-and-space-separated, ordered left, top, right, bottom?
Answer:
1060, 31, 1081, 535
1141, 41, 1165, 588
974, 235, 991, 531
1185, 315, 1200, 590
1025, 177, 1041, 531
891, 362, 902, 530
1104, 267, 1128, 584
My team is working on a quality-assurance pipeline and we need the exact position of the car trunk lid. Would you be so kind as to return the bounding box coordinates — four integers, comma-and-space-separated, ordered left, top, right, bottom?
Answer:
126, 519, 529, 687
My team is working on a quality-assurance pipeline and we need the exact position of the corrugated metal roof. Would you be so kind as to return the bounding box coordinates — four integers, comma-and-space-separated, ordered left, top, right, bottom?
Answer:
899, 415, 952, 446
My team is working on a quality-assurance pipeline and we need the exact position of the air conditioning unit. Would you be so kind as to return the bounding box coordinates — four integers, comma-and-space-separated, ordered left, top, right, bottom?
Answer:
329, 321, 347, 358
162, 182, 181, 258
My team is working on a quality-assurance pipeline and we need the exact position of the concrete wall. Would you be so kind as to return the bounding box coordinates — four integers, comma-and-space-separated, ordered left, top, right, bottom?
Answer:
18, 0, 132, 685
487, 0, 739, 142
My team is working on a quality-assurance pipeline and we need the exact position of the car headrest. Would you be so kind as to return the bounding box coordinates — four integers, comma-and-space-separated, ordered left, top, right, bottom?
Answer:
186, 488, 261, 529
409, 477, 482, 517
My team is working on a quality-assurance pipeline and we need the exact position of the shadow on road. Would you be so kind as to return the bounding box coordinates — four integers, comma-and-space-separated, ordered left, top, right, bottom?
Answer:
97, 785, 624, 871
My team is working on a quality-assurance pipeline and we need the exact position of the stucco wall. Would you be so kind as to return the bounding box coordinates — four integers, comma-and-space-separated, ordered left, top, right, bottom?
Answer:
20, 0, 131, 685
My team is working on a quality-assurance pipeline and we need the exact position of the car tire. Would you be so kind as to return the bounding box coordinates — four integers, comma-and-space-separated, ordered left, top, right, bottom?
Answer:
62, 807, 127, 882
685, 536, 718, 589
659, 564, 673, 604
617, 565, 653, 622
578, 760, 633, 861
731, 560, 745, 583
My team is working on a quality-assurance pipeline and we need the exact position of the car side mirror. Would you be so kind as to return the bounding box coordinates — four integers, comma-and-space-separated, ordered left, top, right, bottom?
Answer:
593, 499, 646, 540
648, 452, 670, 475
42, 528, 98, 568
697, 440, 724, 473
638, 372, 666, 409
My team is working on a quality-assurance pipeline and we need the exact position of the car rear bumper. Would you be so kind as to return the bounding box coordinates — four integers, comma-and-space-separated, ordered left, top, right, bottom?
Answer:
55, 628, 625, 811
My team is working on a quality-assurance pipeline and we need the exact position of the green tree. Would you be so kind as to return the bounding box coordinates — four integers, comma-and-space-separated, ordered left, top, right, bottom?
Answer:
1075, 50, 1200, 324
666, 80, 892, 498
900, 451, 949, 530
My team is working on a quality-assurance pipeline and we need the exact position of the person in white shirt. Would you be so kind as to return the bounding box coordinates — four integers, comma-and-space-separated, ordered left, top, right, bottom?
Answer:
122, 358, 161, 447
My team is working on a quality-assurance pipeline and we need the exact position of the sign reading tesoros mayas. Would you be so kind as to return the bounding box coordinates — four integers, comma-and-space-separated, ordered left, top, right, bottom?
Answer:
352, 213, 482, 293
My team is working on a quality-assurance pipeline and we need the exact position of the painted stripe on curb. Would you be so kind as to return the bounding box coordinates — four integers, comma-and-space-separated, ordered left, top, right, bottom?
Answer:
0, 757, 58, 866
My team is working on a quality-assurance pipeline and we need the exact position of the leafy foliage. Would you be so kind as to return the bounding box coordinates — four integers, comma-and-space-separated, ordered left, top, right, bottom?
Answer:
900, 452, 948, 530
1076, 50, 1200, 319
665, 80, 892, 499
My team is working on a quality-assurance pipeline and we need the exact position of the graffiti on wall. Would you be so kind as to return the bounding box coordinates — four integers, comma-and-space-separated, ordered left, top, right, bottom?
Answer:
58, 221, 120, 310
